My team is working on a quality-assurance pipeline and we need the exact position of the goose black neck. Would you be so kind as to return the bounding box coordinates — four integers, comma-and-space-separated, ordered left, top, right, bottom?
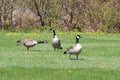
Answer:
76, 37, 79, 43
53, 30, 56, 36
37, 41, 44, 44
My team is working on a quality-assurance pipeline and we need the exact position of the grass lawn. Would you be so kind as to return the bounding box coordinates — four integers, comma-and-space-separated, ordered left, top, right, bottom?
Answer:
0, 31, 120, 80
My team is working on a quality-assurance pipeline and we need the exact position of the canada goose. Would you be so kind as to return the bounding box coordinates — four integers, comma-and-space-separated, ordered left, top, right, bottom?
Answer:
16, 38, 47, 50
51, 29, 62, 50
64, 35, 82, 60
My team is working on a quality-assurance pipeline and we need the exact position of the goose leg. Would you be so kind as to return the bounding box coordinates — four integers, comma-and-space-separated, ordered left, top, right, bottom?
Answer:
69, 55, 71, 60
27, 47, 29, 50
76, 55, 78, 60
54, 48, 56, 51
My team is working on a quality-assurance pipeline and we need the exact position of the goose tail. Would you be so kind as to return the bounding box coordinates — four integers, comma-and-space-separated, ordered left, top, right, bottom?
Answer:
64, 51, 67, 54
60, 46, 63, 49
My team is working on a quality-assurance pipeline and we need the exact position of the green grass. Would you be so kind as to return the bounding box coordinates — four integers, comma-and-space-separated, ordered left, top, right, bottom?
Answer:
0, 31, 120, 80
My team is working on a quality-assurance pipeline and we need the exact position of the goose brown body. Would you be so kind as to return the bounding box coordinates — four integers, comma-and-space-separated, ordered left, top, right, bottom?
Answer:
51, 30, 62, 50
17, 38, 46, 50
64, 35, 82, 60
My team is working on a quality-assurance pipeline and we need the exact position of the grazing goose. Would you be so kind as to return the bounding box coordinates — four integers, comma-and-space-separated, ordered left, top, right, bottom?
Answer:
51, 29, 62, 50
16, 38, 47, 50
64, 35, 82, 60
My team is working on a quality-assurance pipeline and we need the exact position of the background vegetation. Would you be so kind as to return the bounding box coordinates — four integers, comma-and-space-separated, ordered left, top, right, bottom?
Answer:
0, 0, 120, 33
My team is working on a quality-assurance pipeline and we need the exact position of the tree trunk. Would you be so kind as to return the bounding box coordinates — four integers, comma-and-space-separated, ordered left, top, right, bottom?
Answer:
32, 0, 45, 26
0, 1, 3, 29
0, 15, 3, 30
10, 2, 13, 27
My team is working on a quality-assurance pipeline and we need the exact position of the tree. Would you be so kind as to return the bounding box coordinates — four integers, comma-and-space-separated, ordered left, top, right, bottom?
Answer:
0, 0, 3, 29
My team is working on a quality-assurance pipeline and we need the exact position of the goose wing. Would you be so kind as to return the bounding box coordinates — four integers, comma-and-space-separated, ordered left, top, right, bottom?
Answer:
18, 39, 37, 45
67, 45, 75, 52
58, 39, 61, 47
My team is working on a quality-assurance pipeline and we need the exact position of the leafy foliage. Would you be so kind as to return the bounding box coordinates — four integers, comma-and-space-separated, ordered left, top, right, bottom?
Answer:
0, 0, 120, 33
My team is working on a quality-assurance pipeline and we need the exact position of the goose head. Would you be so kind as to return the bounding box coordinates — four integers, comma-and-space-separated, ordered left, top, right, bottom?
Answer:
76, 35, 82, 43
76, 35, 81, 38
49, 28, 56, 37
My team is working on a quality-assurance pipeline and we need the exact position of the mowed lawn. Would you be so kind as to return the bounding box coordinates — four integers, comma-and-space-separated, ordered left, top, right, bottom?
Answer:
0, 31, 120, 80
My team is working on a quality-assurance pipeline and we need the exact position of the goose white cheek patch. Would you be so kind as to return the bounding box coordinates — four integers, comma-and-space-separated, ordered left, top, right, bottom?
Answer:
76, 36, 79, 38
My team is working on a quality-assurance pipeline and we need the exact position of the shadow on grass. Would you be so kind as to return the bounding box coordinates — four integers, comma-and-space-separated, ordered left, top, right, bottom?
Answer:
70, 58, 84, 61
30, 50, 42, 52
21, 49, 42, 52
